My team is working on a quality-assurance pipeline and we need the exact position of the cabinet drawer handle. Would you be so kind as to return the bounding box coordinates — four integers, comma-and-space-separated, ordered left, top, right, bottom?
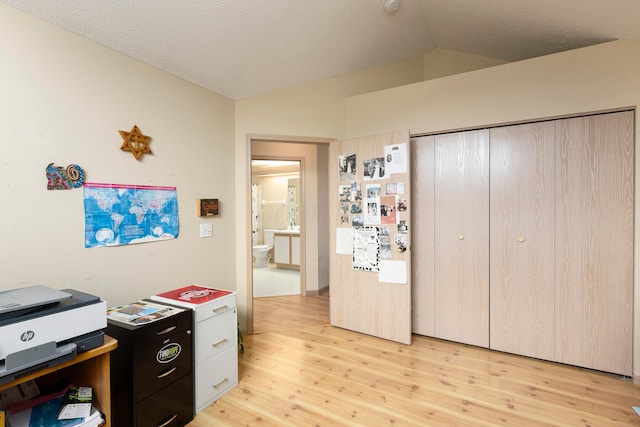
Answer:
157, 366, 177, 379
212, 338, 228, 348
213, 378, 229, 389
212, 305, 228, 313
157, 414, 178, 427
157, 326, 177, 335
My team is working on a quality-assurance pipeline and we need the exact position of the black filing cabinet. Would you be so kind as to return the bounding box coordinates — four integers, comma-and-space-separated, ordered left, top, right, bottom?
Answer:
105, 301, 194, 427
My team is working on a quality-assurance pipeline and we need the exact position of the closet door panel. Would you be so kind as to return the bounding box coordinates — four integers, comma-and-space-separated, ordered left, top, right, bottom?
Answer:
434, 130, 489, 347
411, 136, 435, 336
555, 111, 633, 375
489, 122, 556, 359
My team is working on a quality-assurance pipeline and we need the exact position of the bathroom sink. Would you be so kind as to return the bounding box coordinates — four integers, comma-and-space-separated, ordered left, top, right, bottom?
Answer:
275, 229, 300, 234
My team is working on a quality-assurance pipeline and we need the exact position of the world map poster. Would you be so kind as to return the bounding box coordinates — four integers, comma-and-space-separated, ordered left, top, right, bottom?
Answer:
83, 182, 179, 248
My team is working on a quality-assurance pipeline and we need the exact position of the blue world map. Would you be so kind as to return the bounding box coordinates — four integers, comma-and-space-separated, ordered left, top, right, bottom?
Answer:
83, 183, 179, 248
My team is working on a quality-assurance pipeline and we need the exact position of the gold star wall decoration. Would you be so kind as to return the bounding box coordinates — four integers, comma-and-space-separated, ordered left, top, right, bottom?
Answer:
119, 125, 152, 160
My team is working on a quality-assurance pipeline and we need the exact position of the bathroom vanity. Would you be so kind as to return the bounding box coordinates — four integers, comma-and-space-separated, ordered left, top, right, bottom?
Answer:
274, 230, 300, 270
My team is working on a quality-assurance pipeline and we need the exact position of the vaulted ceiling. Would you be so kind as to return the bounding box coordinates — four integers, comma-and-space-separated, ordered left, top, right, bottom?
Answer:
3, 0, 640, 99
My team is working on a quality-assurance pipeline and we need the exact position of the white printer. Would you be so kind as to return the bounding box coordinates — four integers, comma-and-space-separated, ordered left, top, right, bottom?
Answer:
0, 285, 107, 384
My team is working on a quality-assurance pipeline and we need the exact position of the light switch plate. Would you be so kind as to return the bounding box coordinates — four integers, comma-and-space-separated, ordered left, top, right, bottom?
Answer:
200, 223, 213, 237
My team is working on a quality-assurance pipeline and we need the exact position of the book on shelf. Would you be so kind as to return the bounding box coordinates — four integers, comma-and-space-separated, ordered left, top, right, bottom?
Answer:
5, 386, 104, 427
57, 387, 92, 420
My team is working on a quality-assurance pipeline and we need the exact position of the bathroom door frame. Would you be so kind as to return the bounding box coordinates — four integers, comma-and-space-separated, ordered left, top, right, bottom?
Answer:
246, 134, 333, 334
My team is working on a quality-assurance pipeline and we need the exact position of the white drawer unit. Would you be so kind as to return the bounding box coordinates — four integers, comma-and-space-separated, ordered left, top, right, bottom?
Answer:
151, 285, 238, 413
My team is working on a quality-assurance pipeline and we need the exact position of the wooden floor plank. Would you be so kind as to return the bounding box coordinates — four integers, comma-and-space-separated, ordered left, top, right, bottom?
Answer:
188, 294, 640, 426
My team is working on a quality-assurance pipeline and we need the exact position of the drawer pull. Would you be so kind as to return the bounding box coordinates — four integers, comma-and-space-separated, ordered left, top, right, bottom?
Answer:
157, 366, 177, 379
157, 414, 178, 427
212, 338, 228, 348
212, 305, 228, 314
213, 378, 229, 389
157, 326, 177, 335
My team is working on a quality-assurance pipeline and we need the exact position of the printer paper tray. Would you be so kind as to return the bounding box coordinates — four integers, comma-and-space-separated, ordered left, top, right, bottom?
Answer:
0, 341, 77, 385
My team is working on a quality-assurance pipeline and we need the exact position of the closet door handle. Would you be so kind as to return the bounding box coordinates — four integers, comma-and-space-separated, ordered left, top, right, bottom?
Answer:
517, 236, 525, 243
457, 234, 464, 240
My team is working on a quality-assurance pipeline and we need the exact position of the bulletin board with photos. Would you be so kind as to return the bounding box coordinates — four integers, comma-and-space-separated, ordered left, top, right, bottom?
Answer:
329, 130, 412, 345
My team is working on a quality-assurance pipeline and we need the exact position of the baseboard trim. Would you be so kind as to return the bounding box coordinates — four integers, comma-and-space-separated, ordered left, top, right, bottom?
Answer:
306, 285, 329, 296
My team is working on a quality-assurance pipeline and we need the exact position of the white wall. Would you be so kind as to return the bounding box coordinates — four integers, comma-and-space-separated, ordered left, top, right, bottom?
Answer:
345, 40, 640, 377
423, 48, 506, 81
0, 4, 236, 307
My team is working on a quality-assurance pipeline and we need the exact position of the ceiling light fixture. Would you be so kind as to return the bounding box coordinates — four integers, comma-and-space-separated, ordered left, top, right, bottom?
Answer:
383, 0, 400, 14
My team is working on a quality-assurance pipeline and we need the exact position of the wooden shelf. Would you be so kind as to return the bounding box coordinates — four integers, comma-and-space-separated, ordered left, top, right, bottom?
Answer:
0, 335, 118, 426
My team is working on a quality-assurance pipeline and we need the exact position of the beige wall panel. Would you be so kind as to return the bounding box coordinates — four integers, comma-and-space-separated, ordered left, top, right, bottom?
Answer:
434, 130, 490, 347
329, 131, 412, 344
489, 122, 556, 359
555, 111, 634, 375
411, 136, 436, 336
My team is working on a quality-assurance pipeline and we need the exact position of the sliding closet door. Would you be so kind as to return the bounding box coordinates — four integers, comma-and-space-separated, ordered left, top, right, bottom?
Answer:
434, 130, 489, 347
489, 122, 556, 359
555, 111, 634, 376
411, 136, 435, 336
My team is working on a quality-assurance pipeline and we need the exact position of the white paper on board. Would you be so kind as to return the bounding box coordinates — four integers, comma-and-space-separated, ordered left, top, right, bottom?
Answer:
378, 260, 407, 284
336, 227, 354, 254
384, 143, 408, 175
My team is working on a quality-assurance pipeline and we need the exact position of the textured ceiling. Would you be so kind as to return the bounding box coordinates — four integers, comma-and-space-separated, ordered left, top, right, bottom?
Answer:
2, 0, 640, 99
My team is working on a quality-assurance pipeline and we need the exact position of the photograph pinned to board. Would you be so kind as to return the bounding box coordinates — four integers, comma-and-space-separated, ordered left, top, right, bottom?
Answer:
366, 184, 381, 199
398, 199, 407, 212
363, 157, 385, 180
350, 180, 362, 201
398, 220, 408, 233
338, 153, 357, 181
340, 202, 350, 224
385, 182, 398, 195
353, 226, 380, 271
338, 184, 352, 202
365, 183, 381, 225
345, 180, 361, 215
380, 226, 392, 259
365, 200, 380, 225
380, 195, 398, 225
352, 215, 364, 227
384, 143, 408, 175
394, 233, 407, 253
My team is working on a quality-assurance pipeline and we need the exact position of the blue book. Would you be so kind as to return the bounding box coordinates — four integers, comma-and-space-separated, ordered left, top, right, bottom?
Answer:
28, 397, 82, 427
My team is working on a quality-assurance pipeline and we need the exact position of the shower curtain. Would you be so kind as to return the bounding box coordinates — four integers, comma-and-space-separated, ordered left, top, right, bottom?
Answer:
251, 184, 261, 246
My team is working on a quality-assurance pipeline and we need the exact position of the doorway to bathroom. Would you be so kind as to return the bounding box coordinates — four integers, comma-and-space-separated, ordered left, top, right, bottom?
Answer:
251, 159, 301, 298
248, 136, 331, 335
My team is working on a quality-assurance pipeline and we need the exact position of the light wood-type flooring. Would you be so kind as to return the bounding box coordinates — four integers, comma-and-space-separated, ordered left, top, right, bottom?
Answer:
187, 294, 640, 426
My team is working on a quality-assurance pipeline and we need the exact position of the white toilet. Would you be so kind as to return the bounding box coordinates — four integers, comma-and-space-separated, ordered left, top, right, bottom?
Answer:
252, 229, 276, 268
252, 245, 271, 268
